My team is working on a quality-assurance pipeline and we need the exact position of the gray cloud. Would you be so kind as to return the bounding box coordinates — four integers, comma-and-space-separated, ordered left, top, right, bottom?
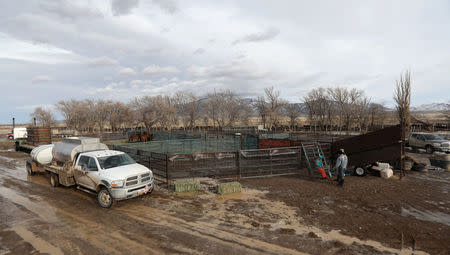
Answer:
152, 0, 177, 14
85, 57, 119, 67
193, 48, 205, 55
111, 0, 139, 16
39, 0, 102, 19
142, 65, 180, 76
32, 75, 54, 83
188, 62, 270, 81
232, 27, 280, 45
117, 67, 137, 76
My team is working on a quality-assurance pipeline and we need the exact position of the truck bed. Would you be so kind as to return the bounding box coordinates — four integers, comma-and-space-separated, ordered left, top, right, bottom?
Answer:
29, 160, 77, 187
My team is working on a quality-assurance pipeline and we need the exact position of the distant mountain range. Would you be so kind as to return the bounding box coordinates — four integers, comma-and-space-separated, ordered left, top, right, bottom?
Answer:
411, 102, 450, 112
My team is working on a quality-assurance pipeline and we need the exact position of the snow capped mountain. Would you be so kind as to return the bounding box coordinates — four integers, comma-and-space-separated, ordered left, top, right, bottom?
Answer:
411, 102, 450, 112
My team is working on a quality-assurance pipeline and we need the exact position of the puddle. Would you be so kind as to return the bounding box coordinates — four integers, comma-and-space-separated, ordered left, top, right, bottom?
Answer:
10, 226, 64, 255
401, 207, 450, 226
0, 155, 14, 162
0, 186, 58, 223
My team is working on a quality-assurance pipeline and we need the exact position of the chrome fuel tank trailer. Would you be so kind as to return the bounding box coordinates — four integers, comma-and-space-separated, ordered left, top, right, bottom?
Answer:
52, 137, 109, 163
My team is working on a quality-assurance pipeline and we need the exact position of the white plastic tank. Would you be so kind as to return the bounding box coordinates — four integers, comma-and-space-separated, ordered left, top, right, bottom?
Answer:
30, 144, 54, 165
52, 137, 109, 163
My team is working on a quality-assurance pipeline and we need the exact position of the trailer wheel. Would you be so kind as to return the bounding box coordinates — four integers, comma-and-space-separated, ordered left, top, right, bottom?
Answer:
354, 166, 367, 177
26, 161, 34, 176
50, 173, 60, 187
15, 142, 19, 152
97, 188, 114, 208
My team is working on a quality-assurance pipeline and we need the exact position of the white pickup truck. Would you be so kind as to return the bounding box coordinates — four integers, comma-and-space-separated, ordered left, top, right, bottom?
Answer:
27, 137, 154, 208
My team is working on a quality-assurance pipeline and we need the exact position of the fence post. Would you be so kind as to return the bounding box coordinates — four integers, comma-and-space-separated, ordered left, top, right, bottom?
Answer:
269, 149, 273, 176
298, 147, 302, 172
165, 154, 171, 186
236, 150, 241, 180
149, 152, 152, 170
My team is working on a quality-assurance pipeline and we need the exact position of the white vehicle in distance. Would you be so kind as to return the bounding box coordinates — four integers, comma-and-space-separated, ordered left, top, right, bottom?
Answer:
27, 137, 154, 208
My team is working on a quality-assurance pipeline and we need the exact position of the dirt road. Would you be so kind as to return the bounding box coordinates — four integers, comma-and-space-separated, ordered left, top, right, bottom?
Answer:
0, 142, 448, 254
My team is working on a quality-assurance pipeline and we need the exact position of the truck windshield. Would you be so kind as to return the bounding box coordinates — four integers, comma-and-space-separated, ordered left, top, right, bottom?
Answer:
422, 134, 444, 140
97, 154, 136, 169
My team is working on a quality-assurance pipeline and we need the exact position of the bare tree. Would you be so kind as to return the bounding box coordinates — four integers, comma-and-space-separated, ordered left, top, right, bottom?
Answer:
30, 107, 56, 127
239, 99, 253, 126
354, 96, 371, 132
263, 87, 286, 130
394, 70, 411, 178
368, 103, 386, 130
303, 87, 331, 131
108, 101, 132, 132
156, 95, 178, 130
254, 96, 268, 129
130, 96, 161, 131
328, 87, 364, 132
56, 100, 89, 132
205, 91, 220, 130
175, 92, 200, 130
283, 103, 302, 131
93, 100, 111, 133
205, 90, 242, 129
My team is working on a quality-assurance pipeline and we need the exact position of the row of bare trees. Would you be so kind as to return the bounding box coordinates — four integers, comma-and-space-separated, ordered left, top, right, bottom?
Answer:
30, 86, 388, 133
302, 87, 386, 132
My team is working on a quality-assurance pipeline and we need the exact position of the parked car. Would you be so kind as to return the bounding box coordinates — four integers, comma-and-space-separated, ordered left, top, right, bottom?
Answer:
408, 132, 450, 153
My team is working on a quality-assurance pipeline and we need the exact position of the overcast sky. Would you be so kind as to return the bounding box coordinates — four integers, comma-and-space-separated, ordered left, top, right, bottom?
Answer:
1, 0, 449, 123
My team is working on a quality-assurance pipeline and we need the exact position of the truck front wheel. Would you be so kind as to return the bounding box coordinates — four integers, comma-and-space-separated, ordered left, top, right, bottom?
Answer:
97, 188, 114, 208
425, 145, 434, 154
26, 161, 34, 176
50, 173, 59, 187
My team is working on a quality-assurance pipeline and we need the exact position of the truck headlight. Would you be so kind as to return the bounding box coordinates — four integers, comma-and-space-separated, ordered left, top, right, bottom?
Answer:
111, 180, 124, 188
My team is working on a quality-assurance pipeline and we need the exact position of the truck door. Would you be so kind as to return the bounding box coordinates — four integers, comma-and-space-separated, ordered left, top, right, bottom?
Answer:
417, 134, 426, 147
74, 156, 98, 190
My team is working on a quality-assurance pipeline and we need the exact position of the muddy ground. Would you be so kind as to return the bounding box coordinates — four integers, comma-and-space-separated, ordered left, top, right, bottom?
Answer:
0, 141, 449, 255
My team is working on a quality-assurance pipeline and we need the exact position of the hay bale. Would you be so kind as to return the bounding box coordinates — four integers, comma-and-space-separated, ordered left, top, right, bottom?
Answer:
174, 180, 201, 192
380, 168, 393, 179
217, 182, 242, 194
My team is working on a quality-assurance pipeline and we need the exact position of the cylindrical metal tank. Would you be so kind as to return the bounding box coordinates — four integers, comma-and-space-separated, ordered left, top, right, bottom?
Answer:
52, 137, 109, 163
30, 144, 54, 165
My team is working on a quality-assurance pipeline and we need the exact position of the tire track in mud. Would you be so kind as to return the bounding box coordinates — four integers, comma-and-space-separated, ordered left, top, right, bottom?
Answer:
118, 205, 308, 255
0, 154, 432, 255
1, 171, 255, 254
0, 178, 167, 254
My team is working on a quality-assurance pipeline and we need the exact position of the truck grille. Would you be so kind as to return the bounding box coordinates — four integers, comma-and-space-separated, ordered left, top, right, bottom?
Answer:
125, 173, 152, 187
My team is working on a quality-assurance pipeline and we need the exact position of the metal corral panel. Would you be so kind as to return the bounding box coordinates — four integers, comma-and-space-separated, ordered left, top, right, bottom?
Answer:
331, 125, 402, 167
26, 127, 51, 146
